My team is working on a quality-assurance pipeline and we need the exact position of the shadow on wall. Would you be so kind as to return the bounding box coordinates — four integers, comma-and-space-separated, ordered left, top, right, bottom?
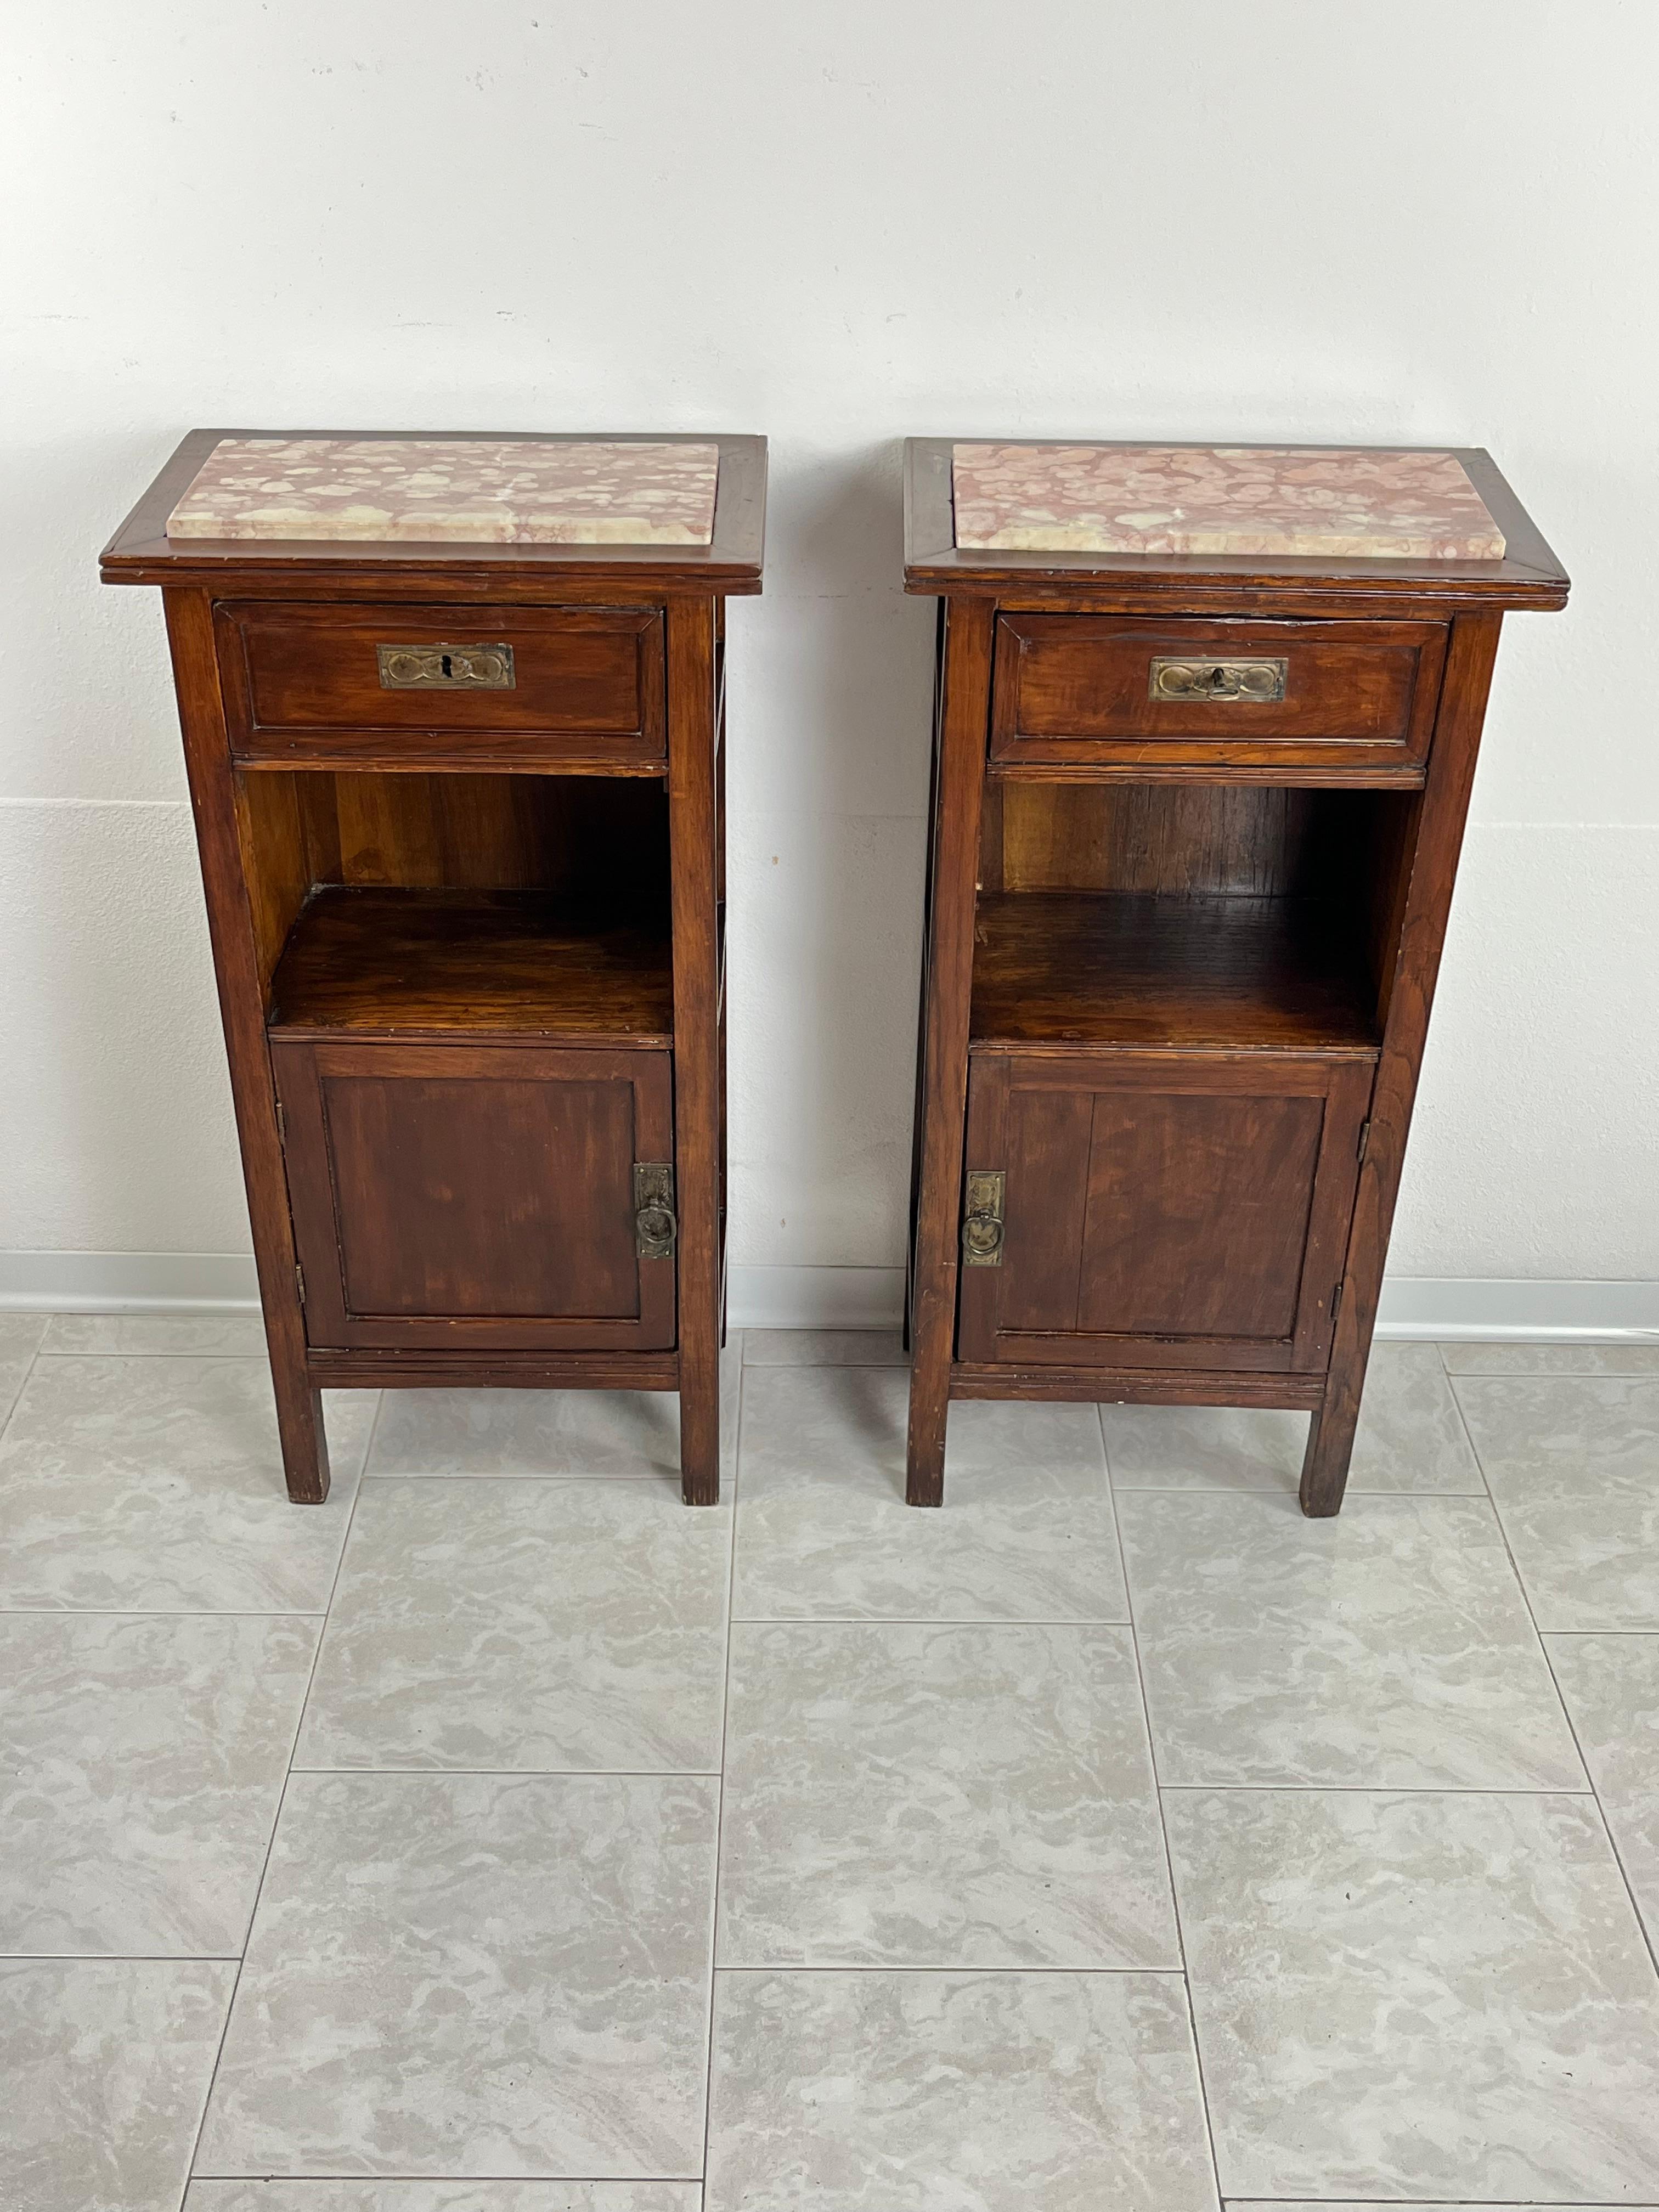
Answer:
727, 439, 937, 1272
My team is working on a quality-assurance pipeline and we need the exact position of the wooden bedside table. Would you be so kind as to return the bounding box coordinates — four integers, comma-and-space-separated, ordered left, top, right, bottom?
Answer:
902, 439, 1567, 1515
103, 429, 765, 1506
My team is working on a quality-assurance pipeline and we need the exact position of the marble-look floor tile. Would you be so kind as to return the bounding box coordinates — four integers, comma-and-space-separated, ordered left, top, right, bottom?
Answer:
732, 1366, 1127, 1621
1229, 2204, 1626, 2211
297, 1478, 729, 1772
187, 2188, 700, 2209
1453, 1374, 1659, 1500
0, 1357, 375, 1611
1166, 1788, 1659, 2200
1102, 1342, 1482, 1493
368, 1347, 738, 1487
706, 1968, 1217, 2212
0, 1309, 47, 1427
1546, 1633, 1659, 1935
1496, 1493, 1659, 1630
742, 1328, 907, 1366
1442, 1339, 1659, 1375
718, 1622, 1175, 1967
198, 1772, 717, 2179
0, 1612, 317, 1954
1118, 1492, 1583, 1788
41, 1311, 269, 1355
1, 1957, 234, 2212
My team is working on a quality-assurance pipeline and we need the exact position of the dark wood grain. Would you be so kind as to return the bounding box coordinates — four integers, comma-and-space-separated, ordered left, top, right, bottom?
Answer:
970, 892, 1381, 1053
273, 1039, 674, 1354
950, 1361, 1327, 1410
102, 429, 767, 599
957, 1049, 1372, 1375
269, 887, 672, 1042
307, 1348, 680, 1390
163, 588, 330, 1503
1300, 610, 1505, 1514
905, 598, 994, 1505
902, 442, 1564, 1516
667, 596, 723, 1505
218, 601, 665, 770
110, 433, 759, 1505
904, 439, 1569, 611
991, 613, 1444, 777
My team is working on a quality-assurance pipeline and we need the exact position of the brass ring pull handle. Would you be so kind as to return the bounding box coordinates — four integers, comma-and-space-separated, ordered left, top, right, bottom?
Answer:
633, 1164, 678, 1261
960, 1170, 1006, 1268
961, 1210, 1004, 1263
1149, 655, 1287, 703
635, 1202, 677, 1260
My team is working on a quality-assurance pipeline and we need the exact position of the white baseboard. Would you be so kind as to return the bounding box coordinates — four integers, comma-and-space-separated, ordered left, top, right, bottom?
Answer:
1, 1250, 1655, 1342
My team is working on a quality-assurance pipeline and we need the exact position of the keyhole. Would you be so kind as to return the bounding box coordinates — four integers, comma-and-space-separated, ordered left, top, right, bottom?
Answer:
439, 653, 453, 679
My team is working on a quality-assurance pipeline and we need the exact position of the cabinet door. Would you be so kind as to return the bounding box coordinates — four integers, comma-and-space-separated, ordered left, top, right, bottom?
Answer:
272, 1039, 675, 1352
957, 1051, 1373, 1374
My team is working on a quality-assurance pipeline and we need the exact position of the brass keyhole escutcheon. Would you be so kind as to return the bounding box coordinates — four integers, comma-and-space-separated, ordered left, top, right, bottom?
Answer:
1148, 654, 1288, 703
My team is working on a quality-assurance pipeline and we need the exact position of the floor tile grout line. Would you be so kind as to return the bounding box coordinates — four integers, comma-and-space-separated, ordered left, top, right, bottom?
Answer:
1443, 1361, 1499, 1507
177, 1389, 382, 2199
699, 1349, 745, 2188
1156, 1782, 1598, 1796
1536, 1633, 1659, 1983
1107, 1398, 1228, 2212
710, 1962, 1214, 1975
0, 1323, 48, 1453
1463, 1391, 1659, 1986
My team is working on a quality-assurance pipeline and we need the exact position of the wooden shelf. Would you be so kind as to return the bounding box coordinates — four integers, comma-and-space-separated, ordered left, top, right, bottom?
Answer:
269, 886, 673, 1043
969, 891, 1380, 1054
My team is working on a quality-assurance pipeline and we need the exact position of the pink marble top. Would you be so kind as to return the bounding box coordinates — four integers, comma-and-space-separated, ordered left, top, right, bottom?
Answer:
950, 443, 1505, 560
166, 437, 720, 545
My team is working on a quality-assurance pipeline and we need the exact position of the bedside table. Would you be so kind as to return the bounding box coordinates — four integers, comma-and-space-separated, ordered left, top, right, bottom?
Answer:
901, 438, 1567, 1515
103, 430, 766, 1505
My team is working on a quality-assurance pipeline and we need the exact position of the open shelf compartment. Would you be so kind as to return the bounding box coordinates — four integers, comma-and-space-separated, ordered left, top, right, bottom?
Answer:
970, 780, 1403, 1057
237, 766, 672, 1045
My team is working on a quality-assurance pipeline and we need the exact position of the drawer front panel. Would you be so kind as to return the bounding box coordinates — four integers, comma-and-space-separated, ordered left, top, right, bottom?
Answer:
990, 615, 1446, 776
218, 601, 665, 767
272, 1037, 676, 1352
957, 1050, 1374, 1374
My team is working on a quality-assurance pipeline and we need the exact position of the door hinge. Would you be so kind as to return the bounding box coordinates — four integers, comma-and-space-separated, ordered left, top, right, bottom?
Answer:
634, 1163, 677, 1260
275, 1101, 286, 1144
294, 1263, 306, 1307
1357, 1118, 1370, 1163
961, 1170, 1006, 1267
1330, 1281, 1343, 1322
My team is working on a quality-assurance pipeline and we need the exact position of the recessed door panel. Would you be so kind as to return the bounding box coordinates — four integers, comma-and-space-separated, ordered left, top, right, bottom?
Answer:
273, 1038, 675, 1352
959, 1049, 1373, 1373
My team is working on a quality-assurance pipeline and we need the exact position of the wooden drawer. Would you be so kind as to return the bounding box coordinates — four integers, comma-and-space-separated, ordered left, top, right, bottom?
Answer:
273, 1037, 676, 1353
989, 614, 1447, 780
216, 600, 665, 770
956, 1049, 1374, 1375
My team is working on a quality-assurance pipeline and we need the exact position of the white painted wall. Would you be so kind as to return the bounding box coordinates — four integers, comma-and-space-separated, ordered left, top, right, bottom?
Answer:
3, 1, 1656, 1318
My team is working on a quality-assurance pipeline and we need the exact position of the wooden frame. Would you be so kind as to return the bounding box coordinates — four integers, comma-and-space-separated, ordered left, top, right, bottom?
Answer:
104, 430, 764, 1506
902, 438, 1567, 1516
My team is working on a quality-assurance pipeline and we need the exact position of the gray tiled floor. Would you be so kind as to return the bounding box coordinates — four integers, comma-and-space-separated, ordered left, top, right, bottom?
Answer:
3, 1317, 1658, 2210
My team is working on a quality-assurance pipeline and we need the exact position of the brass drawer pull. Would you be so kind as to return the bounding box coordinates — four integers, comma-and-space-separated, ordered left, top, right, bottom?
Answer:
634, 1163, 677, 1260
377, 642, 516, 690
1149, 654, 1287, 703
961, 1170, 1006, 1267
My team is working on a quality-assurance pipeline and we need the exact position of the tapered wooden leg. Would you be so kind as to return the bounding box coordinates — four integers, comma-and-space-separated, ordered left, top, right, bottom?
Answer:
667, 595, 723, 1505
273, 1363, 331, 1505
904, 599, 994, 1508
1299, 1387, 1357, 1517
678, 1358, 720, 1509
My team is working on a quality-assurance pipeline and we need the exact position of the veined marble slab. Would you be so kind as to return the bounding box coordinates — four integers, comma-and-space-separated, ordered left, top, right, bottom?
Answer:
167, 438, 719, 544
951, 442, 1505, 558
